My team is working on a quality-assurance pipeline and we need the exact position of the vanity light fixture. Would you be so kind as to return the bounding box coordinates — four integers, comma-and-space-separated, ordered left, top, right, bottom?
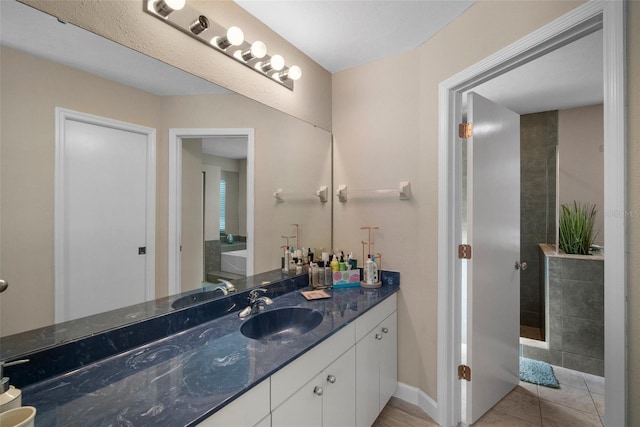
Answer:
214, 26, 244, 50
144, 0, 301, 90
154, 0, 185, 17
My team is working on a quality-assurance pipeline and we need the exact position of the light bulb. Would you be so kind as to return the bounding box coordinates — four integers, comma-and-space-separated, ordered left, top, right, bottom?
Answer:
286, 65, 302, 81
216, 26, 244, 49
270, 55, 285, 71
262, 54, 285, 72
227, 27, 244, 46
154, 0, 185, 17
241, 41, 267, 61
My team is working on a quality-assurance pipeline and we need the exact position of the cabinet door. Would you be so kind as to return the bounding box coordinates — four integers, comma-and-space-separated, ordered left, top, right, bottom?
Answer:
198, 379, 270, 427
272, 372, 323, 427
379, 311, 398, 409
323, 347, 356, 427
355, 328, 380, 427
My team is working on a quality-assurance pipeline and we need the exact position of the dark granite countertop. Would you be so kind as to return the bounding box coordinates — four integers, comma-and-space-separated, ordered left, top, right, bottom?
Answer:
23, 282, 399, 426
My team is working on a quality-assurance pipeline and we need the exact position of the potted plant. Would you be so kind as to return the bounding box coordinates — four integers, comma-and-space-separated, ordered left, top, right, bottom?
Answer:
558, 201, 598, 255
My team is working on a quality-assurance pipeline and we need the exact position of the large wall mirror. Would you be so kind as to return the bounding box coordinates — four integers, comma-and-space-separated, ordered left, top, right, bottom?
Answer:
0, 1, 331, 358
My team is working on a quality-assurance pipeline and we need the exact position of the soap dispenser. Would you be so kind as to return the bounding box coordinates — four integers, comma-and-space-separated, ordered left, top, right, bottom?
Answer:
0, 359, 28, 413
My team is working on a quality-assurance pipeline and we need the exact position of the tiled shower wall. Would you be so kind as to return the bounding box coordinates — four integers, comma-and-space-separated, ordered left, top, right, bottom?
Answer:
523, 249, 604, 376
520, 111, 558, 329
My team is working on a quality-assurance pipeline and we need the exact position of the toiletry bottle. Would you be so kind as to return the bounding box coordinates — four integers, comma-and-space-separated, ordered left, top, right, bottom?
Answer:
348, 252, 356, 270
296, 259, 303, 275
282, 246, 290, 274
331, 255, 340, 273
371, 254, 379, 283
326, 263, 334, 288
308, 247, 314, 263
289, 251, 297, 275
317, 262, 325, 287
365, 254, 374, 284
324, 262, 332, 288
339, 254, 347, 271
311, 263, 319, 288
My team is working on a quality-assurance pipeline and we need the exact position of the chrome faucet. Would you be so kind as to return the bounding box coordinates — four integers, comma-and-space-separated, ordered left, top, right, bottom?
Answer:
211, 279, 236, 295
238, 288, 273, 318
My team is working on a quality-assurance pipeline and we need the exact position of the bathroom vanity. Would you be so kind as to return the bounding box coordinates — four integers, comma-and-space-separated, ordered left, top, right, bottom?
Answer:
16, 274, 399, 426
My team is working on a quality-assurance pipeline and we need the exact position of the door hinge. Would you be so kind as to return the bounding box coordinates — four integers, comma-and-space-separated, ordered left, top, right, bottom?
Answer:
458, 244, 472, 259
459, 123, 472, 139
458, 364, 471, 382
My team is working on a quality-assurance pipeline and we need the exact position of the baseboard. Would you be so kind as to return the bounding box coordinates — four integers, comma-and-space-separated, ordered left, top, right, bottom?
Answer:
394, 382, 439, 423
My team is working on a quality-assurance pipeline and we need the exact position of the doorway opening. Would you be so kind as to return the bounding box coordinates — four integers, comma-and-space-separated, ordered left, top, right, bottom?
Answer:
437, 2, 625, 426
168, 128, 255, 296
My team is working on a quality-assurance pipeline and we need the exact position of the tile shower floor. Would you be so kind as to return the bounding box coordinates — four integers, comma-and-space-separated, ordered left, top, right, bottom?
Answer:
374, 366, 605, 426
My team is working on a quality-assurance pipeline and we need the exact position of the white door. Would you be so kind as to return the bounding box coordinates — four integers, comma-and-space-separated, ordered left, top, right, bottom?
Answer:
56, 109, 156, 322
465, 92, 520, 424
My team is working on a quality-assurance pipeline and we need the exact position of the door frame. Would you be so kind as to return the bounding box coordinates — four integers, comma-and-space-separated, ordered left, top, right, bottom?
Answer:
54, 107, 157, 322
168, 128, 255, 296
437, 2, 626, 426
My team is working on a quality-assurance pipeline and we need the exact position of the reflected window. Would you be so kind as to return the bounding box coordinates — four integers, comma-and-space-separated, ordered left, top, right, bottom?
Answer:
219, 179, 226, 232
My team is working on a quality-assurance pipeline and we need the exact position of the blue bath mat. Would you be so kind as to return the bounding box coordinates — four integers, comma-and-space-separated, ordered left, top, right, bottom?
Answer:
519, 357, 559, 388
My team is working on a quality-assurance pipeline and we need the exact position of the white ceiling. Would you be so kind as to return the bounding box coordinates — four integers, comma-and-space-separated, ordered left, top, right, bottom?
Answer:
202, 136, 249, 159
472, 29, 603, 115
235, 0, 603, 114
234, 0, 475, 73
1, 0, 603, 116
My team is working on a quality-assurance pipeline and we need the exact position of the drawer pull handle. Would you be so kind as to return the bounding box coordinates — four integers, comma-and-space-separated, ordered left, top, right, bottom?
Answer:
381, 327, 389, 334
314, 386, 324, 396
327, 375, 336, 384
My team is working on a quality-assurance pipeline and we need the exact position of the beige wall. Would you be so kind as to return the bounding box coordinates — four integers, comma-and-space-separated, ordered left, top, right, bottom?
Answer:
333, 0, 586, 401
19, 0, 332, 131
558, 104, 604, 246
0, 47, 331, 336
0, 47, 162, 335
628, 1, 640, 424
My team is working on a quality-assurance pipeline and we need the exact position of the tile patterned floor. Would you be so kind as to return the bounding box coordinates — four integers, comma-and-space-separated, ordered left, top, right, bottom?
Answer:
374, 366, 604, 426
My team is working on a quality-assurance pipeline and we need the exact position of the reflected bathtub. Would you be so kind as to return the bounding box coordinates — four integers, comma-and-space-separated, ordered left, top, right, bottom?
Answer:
221, 249, 247, 276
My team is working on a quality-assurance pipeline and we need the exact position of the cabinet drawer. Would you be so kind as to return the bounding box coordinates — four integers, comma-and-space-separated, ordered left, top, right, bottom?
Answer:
198, 378, 270, 426
271, 322, 355, 410
355, 293, 397, 342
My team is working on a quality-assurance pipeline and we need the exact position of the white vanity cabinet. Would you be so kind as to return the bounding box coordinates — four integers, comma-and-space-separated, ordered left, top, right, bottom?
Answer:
197, 292, 397, 427
271, 324, 356, 427
198, 379, 270, 427
355, 295, 398, 427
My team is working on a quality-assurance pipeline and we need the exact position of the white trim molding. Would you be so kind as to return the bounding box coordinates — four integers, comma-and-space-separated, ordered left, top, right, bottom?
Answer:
168, 128, 255, 296
437, 2, 626, 426
395, 382, 438, 423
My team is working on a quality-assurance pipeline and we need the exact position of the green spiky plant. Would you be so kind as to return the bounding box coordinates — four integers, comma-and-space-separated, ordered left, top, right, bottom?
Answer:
559, 201, 598, 255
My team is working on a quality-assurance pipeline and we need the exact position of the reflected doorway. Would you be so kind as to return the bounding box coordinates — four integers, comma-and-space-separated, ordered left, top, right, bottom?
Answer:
168, 128, 255, 296
182, 136, 249, 290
